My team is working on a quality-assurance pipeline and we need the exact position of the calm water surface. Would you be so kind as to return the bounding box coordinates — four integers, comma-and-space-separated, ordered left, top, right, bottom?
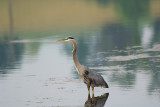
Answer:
0, 0, 160, 107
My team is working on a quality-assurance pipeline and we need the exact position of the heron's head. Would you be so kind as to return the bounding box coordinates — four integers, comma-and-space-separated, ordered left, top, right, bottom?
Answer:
56, 37, 74, 42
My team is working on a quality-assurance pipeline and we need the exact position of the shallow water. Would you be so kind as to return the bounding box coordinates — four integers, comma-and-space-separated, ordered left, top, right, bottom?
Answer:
0, 0, 160, 107
0, 37, 160, 107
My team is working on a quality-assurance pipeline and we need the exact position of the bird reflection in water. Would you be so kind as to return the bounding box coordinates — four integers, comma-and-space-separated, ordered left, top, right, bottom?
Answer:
85, 93, 109, 107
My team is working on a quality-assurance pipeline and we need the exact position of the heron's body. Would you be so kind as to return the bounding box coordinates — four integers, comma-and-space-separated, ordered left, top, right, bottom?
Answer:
56, 37, 109, 94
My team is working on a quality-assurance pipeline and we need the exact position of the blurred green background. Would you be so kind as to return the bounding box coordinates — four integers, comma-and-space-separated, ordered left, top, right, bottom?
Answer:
0, 0, 160, 40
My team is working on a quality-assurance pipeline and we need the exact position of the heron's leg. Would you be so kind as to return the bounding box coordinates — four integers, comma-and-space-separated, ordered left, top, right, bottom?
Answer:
87, 84, 90, 94
91, 84, 94, 96
88, 92, 91, 100
91, 93, 95, 100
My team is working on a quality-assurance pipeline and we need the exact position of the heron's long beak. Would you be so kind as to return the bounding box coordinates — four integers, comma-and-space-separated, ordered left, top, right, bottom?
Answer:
56, 39, 67, 42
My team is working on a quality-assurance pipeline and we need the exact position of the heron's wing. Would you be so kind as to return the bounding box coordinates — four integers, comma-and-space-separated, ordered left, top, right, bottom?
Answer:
87, 69, 108, 88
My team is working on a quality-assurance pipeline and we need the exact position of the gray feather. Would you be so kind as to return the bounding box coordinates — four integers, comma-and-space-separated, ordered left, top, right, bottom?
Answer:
83, 67, 109, 88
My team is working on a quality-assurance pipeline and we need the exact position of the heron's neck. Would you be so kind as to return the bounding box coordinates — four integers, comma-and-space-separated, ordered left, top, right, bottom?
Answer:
71, 40, 81, 69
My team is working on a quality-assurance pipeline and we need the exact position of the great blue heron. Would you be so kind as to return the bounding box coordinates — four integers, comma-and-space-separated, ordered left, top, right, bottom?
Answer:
56, 37, 109, 94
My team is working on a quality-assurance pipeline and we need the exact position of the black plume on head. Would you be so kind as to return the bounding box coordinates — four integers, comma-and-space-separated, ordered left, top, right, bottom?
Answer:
67, 37, 74, 39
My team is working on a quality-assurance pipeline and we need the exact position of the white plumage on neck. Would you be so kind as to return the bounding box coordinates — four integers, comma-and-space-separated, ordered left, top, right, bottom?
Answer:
70, 40, 82, 74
